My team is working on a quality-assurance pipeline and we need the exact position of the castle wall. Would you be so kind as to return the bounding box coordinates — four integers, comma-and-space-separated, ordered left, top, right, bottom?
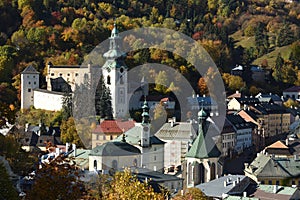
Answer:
33, 89, 64, 111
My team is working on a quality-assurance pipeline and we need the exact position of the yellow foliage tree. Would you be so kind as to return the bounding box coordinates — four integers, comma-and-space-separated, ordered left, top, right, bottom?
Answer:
101, 169, 165, 200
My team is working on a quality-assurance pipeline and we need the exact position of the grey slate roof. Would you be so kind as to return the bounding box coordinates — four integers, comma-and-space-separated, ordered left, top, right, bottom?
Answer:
196, 175, 250, 198
155, 122, 197, 140
89, 141, 141, 156
245, 153, 300, 179
227, 114, 252, 130
21, 65, 39, 74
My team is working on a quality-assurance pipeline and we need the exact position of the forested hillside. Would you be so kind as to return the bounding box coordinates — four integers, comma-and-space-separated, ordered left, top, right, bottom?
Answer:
0, 0, 300, 126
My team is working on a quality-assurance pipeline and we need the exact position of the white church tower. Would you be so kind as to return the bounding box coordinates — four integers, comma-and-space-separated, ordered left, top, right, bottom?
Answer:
21, 66, 39, 110
102, 23, 128, 119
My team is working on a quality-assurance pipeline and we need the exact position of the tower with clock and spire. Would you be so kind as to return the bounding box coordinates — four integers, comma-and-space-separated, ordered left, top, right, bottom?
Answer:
102, 22, 128, 119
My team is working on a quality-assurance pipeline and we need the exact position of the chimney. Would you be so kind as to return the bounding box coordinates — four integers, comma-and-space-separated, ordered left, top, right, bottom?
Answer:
224, 181, 227, 187
170, 120, 174, 127
286, 139, 289, 146
273, 185, 278, 193
197, 94, 199, 97
237, 177, 241, 183
233, 181, 236, 187
66, 142, 69, 152
72, 143, 76, 157
173, 117, 176, 123
25, 123, 29, 132
55, 147, 60, 156
243, 192, 247, 197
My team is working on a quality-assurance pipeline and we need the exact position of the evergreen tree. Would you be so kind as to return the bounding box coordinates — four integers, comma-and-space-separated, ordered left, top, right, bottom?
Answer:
104, 87, 113, 120
273, 53, 284, 82
61, 90, 73, 120
95, 75, 113, 119
255, 23, 269, 56
276, 23, 295, 47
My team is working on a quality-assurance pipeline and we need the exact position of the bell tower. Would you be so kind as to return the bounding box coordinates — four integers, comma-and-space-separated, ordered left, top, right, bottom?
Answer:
102, 22, 128, 119
141, 99, 150, 147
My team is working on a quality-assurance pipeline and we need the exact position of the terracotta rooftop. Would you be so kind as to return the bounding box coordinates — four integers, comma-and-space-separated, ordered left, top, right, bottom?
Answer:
93, 120, 135, 134
266, 141, 288, 149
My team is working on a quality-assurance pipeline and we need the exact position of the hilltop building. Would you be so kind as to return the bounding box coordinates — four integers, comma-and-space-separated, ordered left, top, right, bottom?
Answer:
21, 23, 144, 119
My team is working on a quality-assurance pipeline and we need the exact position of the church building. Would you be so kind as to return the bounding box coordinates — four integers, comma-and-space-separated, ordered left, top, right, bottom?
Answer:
185, 108, 222, 188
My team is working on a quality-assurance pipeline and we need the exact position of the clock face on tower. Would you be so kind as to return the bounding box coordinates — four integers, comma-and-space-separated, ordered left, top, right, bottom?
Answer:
143, 127, 149, 132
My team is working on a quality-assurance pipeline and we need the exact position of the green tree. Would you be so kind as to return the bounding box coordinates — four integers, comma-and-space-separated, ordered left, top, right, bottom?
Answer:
276, 23, 295, 47
60, 117, 83, 147
0, 163, 18, 200
273, 53, 284, 82
255, 23, 269, 56
61, 90, 73, 120
95, 75, 113, 119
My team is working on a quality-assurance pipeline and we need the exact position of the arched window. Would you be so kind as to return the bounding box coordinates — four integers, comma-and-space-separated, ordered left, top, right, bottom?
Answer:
94, 160, 97, 169
188, 162, 193, 185
107, 75, 111, 85
210, 162, 216, 180
112, 160, 118, 169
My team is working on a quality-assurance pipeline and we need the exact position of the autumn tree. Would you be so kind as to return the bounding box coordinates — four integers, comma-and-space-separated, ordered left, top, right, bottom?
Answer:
60, 117, 84, 148
222, 73, 246, 92
26, 155, 85, 200
283, 98, 299, 108
154, 71, 168, 94
98, 169, 165, 200
173, 188, 208, 200
198, 77, 208, 95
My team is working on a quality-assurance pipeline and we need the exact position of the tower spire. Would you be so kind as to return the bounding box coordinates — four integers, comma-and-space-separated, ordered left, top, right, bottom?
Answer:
142, 96, 150, 124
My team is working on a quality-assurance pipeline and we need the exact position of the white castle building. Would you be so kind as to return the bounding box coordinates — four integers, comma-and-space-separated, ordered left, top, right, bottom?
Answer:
21, 24, 138, 119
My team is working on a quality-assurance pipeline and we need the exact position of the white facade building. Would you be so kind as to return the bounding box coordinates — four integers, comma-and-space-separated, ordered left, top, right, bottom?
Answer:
21, 66, 39, 110
33, 89, 63, 111
227, 114, 252, 154
21, 24, 131, 118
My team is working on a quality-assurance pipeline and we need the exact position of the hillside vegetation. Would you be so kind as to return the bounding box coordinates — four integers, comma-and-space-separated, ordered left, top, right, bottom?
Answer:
0, 0, 299, 127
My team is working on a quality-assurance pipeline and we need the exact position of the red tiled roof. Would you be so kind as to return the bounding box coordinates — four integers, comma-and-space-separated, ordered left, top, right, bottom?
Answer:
93, 120, 135, 134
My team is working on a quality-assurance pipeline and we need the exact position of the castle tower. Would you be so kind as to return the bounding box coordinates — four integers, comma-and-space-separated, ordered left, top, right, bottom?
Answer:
102, 23, 128, 119
21, 66, 39, 110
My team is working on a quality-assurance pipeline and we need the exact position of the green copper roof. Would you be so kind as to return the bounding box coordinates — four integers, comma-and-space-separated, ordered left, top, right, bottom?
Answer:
198, 108, 207, 119
114, 126, 165, 145
186, 123, 221, 159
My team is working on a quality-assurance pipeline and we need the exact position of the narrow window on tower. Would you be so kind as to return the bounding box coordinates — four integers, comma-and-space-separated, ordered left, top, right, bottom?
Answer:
107, 75, 111, 85
120, 75, 124, 84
